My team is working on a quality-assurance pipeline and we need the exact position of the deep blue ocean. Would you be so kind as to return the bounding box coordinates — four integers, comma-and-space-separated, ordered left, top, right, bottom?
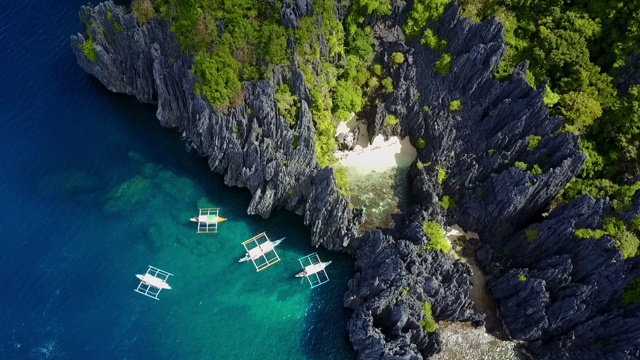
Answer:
0, 1, 355, 358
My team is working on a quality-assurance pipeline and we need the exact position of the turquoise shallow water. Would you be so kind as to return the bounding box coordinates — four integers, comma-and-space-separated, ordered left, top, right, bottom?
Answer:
0, 1, 355, 358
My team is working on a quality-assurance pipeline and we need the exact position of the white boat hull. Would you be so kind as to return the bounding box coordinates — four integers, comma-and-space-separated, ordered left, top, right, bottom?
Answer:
136, 274, 171, 289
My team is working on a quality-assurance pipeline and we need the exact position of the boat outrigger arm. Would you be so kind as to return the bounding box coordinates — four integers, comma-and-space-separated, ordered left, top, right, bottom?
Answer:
239, 237, 285, 262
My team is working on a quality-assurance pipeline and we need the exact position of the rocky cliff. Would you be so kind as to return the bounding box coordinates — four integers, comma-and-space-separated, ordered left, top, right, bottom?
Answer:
480, 194, 640, 359
340, 1, 637, 359
70, 1, 362, 251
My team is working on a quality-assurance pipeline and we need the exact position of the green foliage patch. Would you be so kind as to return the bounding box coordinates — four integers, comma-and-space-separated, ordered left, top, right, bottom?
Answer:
420, 301, 437, 333
404, 0, 449, 39
528, 135, 542, 150
333, 165, 350, 197
623, 277, 640, 305
386, 114, 400, 126
421, 28, 447, 50
423, 220, 451, 253
436, 166, 447, 185
81, 38, 97, 62
381, 77, 394, 93
274, 84, 299, 126
441, 195, 456, 210
391, 52, 405, 65
574, 216, 640, 259
449, 99, 463, 112
131, 0, 156, 25
435, 53, 452, 75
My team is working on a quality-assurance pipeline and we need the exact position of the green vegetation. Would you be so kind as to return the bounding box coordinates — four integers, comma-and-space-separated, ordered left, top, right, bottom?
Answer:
416, 161, 424, 170
381, 77, 394, 93
456, 0, 640, 208
334, 165, 350, 197
525, 228, 539, 242
192, 48, 243, 109
528, 135, 542, 150
404, 0, 449, 39
435, 53, 452, 75
391, 52, 405, 65
385, 114, 400, 126
114, 21, 124, 34
423, 105, 430, 112
574, 228, 606, 239
441, 195, 456, 210
574, 216, 640, 259
80, 38, 97, 62
421, 28, 447, 50
518, 274, 527, 282
333, 79, 363, 121
449, 99, 463, 112
131, 0, 156, 25
514, 161, 528, 171
372, 63, 383, 76
423, 220, 451, 253
436, 166, 447, 185
623, 277, 640, 305
416, 137, 426, 149
487, 149, 496, 155
274, 84, 299, 126
420, 301, 437, 333
530, 164, 543, 176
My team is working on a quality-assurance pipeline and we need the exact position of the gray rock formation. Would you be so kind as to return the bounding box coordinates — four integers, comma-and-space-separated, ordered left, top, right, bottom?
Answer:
70, 1, 362, 251
482, 195, 640, 359
344, 227, 481, 360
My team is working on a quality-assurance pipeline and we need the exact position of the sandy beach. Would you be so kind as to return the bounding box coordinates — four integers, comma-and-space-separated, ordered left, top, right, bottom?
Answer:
334, 119, 417, 173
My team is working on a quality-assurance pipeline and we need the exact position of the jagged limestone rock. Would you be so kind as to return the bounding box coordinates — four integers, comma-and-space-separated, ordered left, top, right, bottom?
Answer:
70, 1, 362, 250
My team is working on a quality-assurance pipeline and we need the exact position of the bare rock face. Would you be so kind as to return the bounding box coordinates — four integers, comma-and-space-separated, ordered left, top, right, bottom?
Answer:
481, 195, 640, 359
344, 219, 483, 360
70, 1, 362, 251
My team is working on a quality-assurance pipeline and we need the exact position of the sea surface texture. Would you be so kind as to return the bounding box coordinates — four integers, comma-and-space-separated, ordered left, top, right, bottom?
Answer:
0, 1, 355, 358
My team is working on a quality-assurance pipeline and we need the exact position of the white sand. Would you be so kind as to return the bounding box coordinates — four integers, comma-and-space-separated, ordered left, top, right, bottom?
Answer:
334, 121, 417, 174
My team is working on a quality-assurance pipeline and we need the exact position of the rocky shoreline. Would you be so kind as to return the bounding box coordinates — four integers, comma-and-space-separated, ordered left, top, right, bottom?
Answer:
72, 1, 640, 359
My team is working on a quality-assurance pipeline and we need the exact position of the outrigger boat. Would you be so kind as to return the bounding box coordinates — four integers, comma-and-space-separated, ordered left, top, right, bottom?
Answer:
239, 237, 285, 263
240, 232, 283, 271
296, 253, 332, 288
134, 265, 173, 300
295, 261, 332, 278
191, 208, 227, 233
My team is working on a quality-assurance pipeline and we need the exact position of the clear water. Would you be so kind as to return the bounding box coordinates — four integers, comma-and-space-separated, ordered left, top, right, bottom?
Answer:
347, 166, 411, 230
0, 1, 354, 358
